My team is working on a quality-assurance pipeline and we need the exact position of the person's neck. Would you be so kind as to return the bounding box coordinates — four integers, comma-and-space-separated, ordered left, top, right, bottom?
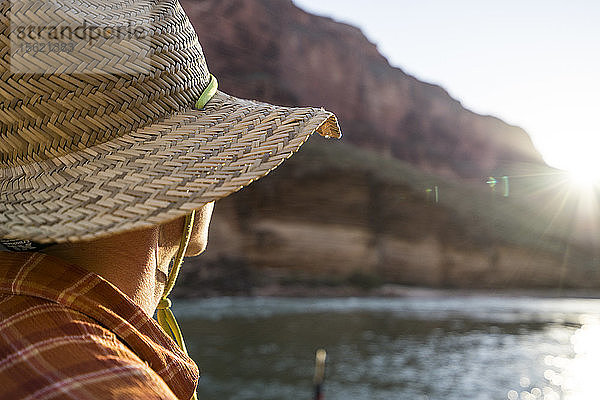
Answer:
41, 226, 178, 316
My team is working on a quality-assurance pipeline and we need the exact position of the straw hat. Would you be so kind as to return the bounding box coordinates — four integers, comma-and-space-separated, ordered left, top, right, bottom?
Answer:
0, 0, 341, 245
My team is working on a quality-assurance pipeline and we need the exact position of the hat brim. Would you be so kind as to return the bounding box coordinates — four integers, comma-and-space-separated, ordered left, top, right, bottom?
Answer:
0, 91, 340, 243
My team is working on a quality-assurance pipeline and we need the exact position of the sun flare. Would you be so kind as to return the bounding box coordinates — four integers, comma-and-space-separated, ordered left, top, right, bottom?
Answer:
545, 139, 600, 190
537, 131, 600, 191
566, 161, 600, 190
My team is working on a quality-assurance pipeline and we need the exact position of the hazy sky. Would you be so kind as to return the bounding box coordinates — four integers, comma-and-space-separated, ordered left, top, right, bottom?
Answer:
293, 0, 600, 174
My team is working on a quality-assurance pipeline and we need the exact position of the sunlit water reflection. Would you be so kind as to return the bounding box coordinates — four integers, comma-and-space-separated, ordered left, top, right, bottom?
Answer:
174, 296, 600, 400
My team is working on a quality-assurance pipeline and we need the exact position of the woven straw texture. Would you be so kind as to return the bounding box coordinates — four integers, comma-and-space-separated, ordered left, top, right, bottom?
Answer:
0, 0, 341, 243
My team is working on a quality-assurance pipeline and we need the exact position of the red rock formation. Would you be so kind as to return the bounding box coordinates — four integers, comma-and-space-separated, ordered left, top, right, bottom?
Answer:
181, 0, 545, 179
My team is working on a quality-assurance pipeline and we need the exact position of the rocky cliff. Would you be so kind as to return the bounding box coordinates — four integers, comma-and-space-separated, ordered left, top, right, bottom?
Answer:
173, 0, 598, 296
181, 0, 544, 179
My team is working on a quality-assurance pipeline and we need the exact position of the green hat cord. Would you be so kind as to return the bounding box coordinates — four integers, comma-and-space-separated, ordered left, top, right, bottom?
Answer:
156, 75, 218, 400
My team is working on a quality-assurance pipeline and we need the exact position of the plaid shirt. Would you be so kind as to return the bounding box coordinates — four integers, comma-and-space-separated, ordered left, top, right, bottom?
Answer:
0, 251, 199, 399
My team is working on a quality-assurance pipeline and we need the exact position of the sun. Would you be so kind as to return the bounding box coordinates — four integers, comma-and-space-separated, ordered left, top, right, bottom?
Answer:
536, 131, 600, 191
544, 139, 600, 191
554, 148, 600, 245
566, 158, 600, 190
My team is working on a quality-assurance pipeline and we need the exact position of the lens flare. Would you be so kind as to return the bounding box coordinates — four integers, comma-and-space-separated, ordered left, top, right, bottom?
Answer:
567, 164, 600, 190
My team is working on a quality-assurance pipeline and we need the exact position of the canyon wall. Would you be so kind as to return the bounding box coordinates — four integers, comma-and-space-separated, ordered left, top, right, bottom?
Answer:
174, 0, 598, 295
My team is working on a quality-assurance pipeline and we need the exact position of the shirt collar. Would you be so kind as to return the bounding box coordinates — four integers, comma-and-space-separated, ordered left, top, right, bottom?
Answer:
0, 251, 199, 399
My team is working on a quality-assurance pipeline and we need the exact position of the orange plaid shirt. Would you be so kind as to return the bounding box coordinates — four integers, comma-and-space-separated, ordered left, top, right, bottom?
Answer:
0, 251, 199, 399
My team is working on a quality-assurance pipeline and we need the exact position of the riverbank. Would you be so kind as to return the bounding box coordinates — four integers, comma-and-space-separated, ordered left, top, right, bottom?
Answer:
253, 283, 600, 299
173, 280, 600, 300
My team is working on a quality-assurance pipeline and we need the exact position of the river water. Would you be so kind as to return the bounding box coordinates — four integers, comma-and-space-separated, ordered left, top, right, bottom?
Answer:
173, 295, 600, 400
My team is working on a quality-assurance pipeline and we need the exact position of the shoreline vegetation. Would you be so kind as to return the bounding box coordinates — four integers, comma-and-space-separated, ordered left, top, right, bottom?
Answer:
176, 139, 599, 294
173, 272, 600, 300
252, 283, 600, 300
